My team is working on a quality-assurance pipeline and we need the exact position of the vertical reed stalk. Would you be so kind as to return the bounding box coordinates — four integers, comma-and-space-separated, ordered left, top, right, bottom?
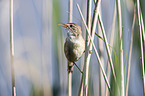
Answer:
98, 14, 116, 82
69, 0, 73, 23
77, 4, 111, 94
137, 0, 145, 95
105, 2, 116, 96
79, 0, 92, 96
116, 0, 124, 95
141, 11, 145, 96
125, 4, 136, 96
9, 0, 16, 96
83, 0, 101, 95
98, 14, 105, 96
141, 13, 145, 56
68, 71, 72, 96
96, 3, 104, 96
68, 0, 73, 96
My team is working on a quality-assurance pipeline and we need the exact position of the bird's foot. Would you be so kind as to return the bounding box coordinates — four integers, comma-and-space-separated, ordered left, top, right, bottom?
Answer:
67, 62, 74, 73
89, 50, 92, 54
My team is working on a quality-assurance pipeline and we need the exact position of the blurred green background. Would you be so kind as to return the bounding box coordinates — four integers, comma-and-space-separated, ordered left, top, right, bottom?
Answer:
0, 0, 144, 96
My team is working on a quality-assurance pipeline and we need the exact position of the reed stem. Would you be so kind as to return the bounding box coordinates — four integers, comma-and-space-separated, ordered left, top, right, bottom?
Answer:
9, 0, 16, 96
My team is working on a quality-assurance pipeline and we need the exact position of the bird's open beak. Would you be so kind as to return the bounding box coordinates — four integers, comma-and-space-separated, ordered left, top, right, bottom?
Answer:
58, 24, 68, 28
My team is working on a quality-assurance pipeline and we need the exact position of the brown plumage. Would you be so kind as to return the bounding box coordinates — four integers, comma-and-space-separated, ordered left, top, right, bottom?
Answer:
59, 23, 85, 72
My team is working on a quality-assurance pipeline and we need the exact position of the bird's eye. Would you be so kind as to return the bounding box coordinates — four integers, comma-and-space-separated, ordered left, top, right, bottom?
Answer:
70, 24, 73, 27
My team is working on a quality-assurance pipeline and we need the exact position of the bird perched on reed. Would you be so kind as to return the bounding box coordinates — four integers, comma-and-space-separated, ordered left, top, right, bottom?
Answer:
59, 23, 85, 72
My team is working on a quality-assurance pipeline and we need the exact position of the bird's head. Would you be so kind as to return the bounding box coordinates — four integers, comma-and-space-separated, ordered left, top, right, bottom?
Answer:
58, 23, 82, 37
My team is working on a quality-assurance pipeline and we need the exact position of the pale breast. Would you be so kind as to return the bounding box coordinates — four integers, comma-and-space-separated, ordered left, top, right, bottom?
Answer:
64, 35, 85, 62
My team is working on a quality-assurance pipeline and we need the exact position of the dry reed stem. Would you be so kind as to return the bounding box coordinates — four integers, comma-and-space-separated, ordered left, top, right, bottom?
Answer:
83, 0, 101, 95
9, 0, 16, 96
125, 4, 136, 96
77, 4, 111, 93
137, 0, 145, 95
116, 0, 124, 95
105, 2, 116, 96
98, 14, 116, 81
79, 0, 92, 96
68, 0, 73, 96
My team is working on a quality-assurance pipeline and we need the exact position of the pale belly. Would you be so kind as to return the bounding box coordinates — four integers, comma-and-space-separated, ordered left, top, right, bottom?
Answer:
64, 36, 85, 62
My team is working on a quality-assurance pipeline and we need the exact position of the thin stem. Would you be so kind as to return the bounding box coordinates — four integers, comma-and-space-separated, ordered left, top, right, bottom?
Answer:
68, 0, 73, 96
141, 12, 145, 56
141, 13, 145, 96
137, 0, 145, 95
98, 12, 104, 96
67, 62, 74, 96
77, 4, 111, 93
105, 2, 116, 96
83, 0, 101, 95
125, 4, 136, 96
69, 0, 73, 23
78, 73, 84, 96
79, 0, 92, 95
116, 0, 124, 95
68, 72, 72, 96
10, 0, 16, 96
98, 13, 121, 95
98, 14, 117, 81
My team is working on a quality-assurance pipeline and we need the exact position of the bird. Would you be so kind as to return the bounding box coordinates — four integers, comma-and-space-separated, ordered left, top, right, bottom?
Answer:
58, 23, 85, 72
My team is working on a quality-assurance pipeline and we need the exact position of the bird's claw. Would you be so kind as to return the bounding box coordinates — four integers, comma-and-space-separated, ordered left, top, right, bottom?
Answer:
89, 50, 92, 54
